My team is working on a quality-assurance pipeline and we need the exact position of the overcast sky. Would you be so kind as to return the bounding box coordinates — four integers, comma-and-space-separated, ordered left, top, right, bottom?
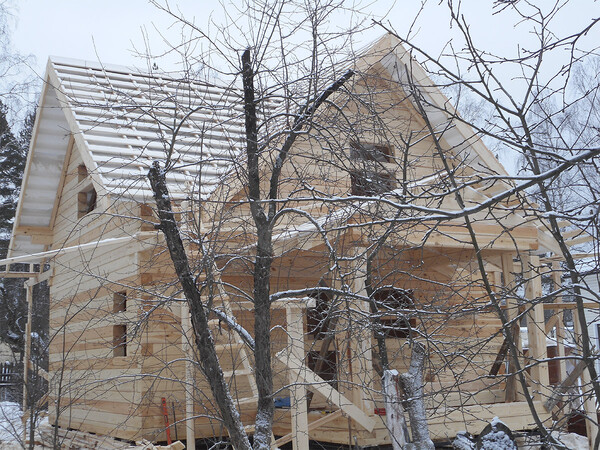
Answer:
6, 0, 600, 176
11, 1, 600, 81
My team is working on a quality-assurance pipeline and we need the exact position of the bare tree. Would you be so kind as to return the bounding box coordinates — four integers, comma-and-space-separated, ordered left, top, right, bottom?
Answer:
14, 1, 600, 449
376, 0, 600, 446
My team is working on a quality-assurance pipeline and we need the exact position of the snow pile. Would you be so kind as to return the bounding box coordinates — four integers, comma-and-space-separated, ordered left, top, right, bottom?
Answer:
478, 417, 516, 450
479, 429, 516, 450
454, 418, 517, 450
551, 431, 588, 450
0, 402, 22, 444
452, 431, 475, 449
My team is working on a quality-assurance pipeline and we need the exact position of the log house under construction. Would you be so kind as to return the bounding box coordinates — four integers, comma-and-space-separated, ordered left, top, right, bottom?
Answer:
2, 35, 597, 448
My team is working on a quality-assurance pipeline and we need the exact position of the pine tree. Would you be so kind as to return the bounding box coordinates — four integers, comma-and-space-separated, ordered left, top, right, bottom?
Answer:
0, 103, 28, 257
0, 105, 33, 361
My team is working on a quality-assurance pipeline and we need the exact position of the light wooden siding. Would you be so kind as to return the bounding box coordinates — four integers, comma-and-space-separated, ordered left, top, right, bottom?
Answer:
48, 144, 149, 440
370, 247, 503, 398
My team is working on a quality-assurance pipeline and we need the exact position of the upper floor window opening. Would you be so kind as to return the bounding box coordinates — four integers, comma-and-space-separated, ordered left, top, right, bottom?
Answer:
113, 291, 127, 313
350, 141, 393, 163
372, 288, 416, 339
78, 185, 97, 219
349, 141, 395, 196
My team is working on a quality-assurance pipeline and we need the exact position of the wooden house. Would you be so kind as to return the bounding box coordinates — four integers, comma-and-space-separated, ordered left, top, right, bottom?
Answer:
2, 34, 597, 447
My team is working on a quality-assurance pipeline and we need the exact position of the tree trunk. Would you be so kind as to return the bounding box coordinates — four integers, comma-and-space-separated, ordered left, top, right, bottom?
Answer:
148, 163, 251, 450
383, 369, 407, 450
398, 342, 434, 450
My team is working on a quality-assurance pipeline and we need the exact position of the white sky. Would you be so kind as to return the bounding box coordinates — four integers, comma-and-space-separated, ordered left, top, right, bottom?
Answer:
11, 1, 600, 82
8, 0, 600, 176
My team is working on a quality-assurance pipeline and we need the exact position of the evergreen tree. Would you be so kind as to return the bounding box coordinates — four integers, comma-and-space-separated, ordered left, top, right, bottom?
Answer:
0, 105, 33, 361
0, 103, 28, 256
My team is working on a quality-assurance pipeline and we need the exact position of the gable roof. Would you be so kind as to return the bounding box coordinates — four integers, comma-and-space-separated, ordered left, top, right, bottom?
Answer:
9, 58, 256, 257
9, 35, 521, 259
50, 57, 249, 201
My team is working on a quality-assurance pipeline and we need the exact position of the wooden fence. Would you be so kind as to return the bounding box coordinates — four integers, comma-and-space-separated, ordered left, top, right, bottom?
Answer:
0, 361, 19, 402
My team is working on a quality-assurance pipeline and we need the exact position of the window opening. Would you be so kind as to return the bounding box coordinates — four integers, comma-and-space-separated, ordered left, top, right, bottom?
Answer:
78, 186, 97, 218
350, 171, 395, 196
113, 291, 127, 313
349, 141, 395, 196
372, 288, 415, 338
307, 290, 333, 339
350, 141, 392, 163
113, 324, 127, 357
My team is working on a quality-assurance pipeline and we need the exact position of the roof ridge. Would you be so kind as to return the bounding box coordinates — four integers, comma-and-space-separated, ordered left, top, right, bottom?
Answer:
48, 56, 241, 93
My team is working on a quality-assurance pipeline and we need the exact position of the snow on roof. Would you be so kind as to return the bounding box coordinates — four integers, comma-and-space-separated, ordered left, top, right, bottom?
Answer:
9, 57, 282, 257
51, 57, 253, 202
8, 36, 517, 259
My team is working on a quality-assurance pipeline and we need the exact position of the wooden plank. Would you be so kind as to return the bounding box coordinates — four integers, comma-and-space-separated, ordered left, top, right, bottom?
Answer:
551, 261, 568, 386
275, 349, 376, 432
14, 225, 53, 236
524, 254, 551, 402
22, 284, 33, 442
543, 302, 597, 309
181, 302, 195, 450
573, 306, 598, 446
501, 252, 521, 402
273, 410, 343, 447
0, 271, 38, 278
286, 305, 309, 450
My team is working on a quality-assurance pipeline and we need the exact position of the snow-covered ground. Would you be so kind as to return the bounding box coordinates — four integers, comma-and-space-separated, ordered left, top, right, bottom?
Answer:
0, 402, 22, 449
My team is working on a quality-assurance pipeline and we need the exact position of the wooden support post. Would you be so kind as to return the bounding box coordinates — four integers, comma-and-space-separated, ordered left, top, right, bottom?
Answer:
336, 246, 375, 415
275, 350, 375, 432
573, 305, 598, 446
551, 261, 568, 384
22, 284, 33, 443
523, 254, 550, 401
181, 303, 195, 450
501, 253, 522, 402
286, 304, 309, 450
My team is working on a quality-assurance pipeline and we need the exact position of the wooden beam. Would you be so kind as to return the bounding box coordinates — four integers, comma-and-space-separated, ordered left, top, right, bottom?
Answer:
573, 305, 598, 446
273, 410, 343, 448
544, 360, 586, 412
286, 305, 309, 450
0, 231, 157, 266
275, 350, 376, 433
543, 302, 598, 309
0, 272, 39, 279
524, 254, 551, 402
24, 267, 54, 287
22, 284, 33, 443
501, 252, 521, 402
14, 226, 53, 236
181, 303, 195, 450
566, 234, 594, 246
551, 261, 568, 386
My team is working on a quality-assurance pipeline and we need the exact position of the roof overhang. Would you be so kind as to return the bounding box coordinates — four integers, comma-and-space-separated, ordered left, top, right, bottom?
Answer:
8, 73, 74, 258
